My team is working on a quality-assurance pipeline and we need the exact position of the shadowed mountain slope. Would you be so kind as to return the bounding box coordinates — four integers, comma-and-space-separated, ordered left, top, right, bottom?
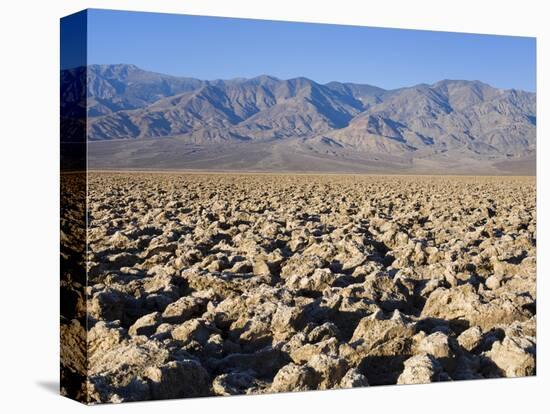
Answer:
63, 65, 536, 174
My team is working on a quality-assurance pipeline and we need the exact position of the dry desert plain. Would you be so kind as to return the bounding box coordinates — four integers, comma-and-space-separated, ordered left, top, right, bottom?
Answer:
61, 172, 536, 402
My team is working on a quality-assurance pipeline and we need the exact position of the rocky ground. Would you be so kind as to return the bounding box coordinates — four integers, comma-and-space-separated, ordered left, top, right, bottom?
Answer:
62, 173, 536, 403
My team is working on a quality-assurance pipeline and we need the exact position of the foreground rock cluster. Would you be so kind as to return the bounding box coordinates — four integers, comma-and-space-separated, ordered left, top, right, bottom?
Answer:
69, 173, 536, 402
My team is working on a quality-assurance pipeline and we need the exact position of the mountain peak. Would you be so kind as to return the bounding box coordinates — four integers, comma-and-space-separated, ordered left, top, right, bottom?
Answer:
89, 63, 141, 75
252, 74, 280, 82
64, 64, 535, 168
433, 79, 494, 91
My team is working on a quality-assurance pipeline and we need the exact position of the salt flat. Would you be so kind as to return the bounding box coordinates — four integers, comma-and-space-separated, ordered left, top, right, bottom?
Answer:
61, 173, 536, 402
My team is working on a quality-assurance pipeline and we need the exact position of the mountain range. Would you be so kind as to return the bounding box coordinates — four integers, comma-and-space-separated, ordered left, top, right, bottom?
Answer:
62, 64, 536, 174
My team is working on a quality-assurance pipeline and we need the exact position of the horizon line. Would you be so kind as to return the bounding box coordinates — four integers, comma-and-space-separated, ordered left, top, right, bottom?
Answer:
62, 62, 536, 93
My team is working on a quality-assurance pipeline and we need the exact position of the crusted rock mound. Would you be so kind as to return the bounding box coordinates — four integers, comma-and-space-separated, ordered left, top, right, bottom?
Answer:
79, 173, 536, 402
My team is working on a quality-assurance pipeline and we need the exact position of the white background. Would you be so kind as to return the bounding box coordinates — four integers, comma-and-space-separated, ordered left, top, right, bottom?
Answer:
0, 0, 547, 412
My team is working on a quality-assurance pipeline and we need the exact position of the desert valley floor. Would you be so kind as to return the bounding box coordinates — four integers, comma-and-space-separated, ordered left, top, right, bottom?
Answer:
61, 172, 536, 402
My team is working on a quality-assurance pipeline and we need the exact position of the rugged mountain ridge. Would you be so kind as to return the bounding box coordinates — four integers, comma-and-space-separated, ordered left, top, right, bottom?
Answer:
73, 64, 535, 160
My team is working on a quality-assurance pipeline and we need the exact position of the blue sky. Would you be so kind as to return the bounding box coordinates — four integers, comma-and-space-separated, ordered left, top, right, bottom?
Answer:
84, 9, 536, 91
